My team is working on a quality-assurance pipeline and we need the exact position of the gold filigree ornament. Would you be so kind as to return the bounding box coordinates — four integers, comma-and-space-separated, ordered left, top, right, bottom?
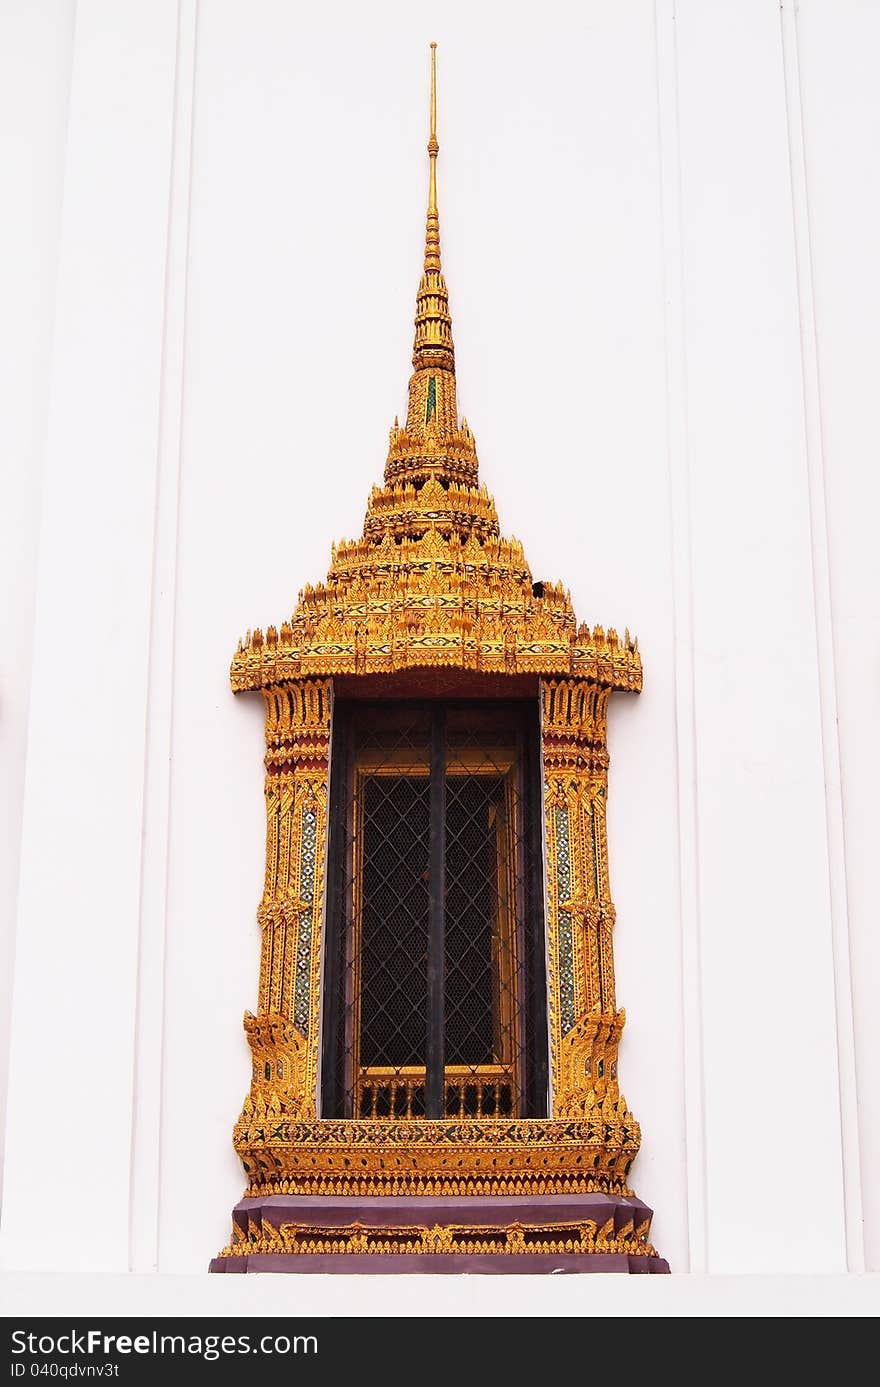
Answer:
218, 1218, 659, 1260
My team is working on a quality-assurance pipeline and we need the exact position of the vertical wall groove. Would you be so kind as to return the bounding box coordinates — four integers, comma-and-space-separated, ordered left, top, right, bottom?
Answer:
779, 0, 864, 1272
653, 0, 708, 1274
129, 0, 200, 1272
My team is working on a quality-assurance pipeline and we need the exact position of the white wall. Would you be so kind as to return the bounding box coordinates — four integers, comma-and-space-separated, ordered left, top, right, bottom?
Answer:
0, 0, 75, 1208
1, 0, 877, 1306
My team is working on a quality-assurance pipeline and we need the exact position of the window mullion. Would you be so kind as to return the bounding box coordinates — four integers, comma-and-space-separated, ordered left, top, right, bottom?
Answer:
425, 704, 446, 1118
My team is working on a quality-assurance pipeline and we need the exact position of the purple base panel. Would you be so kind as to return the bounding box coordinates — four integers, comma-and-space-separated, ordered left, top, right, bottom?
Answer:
211, 1192, 670, 1275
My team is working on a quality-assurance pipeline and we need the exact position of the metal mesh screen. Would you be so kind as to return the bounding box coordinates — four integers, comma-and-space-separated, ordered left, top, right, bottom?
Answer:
321, 699, 548, 1120
444, 774, 500, 1067
359, 773, 430, 1067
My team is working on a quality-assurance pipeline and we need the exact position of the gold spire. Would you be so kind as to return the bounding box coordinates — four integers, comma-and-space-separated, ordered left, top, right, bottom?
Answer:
408, 41, 456, 423
425, 41, 440, 272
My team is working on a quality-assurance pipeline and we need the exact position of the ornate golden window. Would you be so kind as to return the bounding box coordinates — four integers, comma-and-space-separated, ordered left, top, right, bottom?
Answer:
320, 699, 548, 1120
212, 43, 667, 1275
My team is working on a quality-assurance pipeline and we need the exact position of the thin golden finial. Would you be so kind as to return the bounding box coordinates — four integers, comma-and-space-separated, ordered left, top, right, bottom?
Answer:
424, 42, 441, 272
428, 41, 438, 215
409, 40, 455, 392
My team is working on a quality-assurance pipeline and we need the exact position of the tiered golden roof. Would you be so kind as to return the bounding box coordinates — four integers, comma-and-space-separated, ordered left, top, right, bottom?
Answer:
230, 43, 640, 696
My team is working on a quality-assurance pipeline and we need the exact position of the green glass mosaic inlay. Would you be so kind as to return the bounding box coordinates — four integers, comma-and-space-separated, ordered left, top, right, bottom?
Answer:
294, 808, 318, 1034
555, 803, 575, 1035
426, 375, 437, 422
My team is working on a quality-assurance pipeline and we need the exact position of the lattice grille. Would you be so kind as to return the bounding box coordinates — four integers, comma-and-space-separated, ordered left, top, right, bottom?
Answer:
360, 773, 430, 1067
321, 700, 547, 1120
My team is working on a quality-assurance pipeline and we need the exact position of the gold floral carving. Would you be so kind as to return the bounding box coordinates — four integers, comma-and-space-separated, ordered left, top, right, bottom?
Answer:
231, 523, 641, 691
238, 678, 331, 1128
542, 678, 633, 1135
232, 1114, 640, 1198
217, 1217, 659, 1260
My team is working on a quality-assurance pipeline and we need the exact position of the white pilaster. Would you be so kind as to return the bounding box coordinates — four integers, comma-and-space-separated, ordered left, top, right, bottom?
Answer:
0, 0, 181, 1272
794, 0, 880, 1272
674, 0, 846, 1271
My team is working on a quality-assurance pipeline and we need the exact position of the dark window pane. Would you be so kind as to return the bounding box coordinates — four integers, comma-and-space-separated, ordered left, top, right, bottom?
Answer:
359, 775, 430, 1066
321, 698, 548, 1121
444, 775, 502, 1065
